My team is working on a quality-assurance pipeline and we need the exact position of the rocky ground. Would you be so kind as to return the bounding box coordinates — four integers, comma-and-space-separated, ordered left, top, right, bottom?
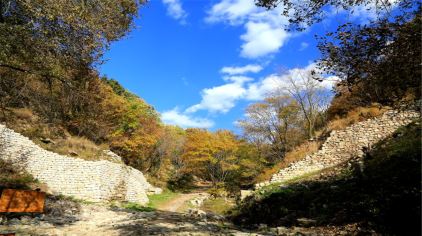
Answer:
0, 193, 366, 236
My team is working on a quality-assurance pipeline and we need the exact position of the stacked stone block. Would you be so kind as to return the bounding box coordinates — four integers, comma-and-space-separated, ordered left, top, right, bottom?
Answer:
256, 110, 419, 188
0, 124, 161, 205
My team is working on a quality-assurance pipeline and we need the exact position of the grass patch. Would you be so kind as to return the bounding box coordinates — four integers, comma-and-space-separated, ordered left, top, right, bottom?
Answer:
147, 189, 180, 209
123, 202, 155, 212
40, 136, 110, 162
201, 197, 235, 215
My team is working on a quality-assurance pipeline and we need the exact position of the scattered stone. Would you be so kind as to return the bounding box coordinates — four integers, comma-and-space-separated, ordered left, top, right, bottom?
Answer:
187, 208, 207, 219
296, 218, 317, 227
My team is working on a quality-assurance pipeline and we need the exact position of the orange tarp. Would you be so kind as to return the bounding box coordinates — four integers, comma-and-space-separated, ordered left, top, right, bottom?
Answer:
0, 189, 45, 213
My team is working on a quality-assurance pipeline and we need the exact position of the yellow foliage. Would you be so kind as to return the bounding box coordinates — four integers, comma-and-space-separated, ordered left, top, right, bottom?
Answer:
181, 129, 240, 184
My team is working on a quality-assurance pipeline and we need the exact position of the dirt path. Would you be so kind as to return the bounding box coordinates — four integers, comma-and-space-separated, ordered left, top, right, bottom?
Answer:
0, 203, 260, 236
157, 192, 202, 212
0, 199, 360, 235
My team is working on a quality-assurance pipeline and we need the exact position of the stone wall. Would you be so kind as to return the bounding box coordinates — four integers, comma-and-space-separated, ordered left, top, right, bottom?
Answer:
256, 109, 420, 188
0, 124, 161, 205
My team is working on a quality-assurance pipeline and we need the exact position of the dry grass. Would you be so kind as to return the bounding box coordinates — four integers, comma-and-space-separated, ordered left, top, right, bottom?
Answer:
11, 108, 35, 121
43, 136, 109, 161
3, 108, 109, 161
254, 141, 321, 183
327, 105, 388, 131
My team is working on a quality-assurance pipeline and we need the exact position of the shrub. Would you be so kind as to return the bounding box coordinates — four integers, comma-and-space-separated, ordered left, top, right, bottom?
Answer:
0, 159, 37, 191
167, 174, 194, 192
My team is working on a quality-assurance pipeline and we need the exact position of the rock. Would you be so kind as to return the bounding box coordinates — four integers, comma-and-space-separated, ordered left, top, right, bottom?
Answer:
147, 187, 163, 195
40, 137, 55, 144
276, 226, 289, 235
296, 218, 317, 227
68, 150, 79, 156
240, 190, 253, 201
8, 218, 21, 225
258, 223, 268, 230
187, 208, 206, 218
103, 150, 123, 162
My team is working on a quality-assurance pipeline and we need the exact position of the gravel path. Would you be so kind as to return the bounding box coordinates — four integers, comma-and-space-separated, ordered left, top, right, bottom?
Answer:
157, 193, 202, 212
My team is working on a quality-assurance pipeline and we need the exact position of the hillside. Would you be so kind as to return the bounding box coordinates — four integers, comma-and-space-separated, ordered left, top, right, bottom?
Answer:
232, 120, 421, 235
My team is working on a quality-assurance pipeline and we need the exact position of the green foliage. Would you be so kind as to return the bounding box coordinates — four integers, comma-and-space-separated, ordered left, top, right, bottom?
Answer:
0, 0, 142, 80
318, 9, 421, 107
232, 122, 421, 235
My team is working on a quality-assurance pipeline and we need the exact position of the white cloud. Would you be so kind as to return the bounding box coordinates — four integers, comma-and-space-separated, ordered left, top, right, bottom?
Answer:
240, 22, 288, 58
244, 74, 281, 100
220, 64, 263, 75
162, 0, 187, 24
161, 108, 214, 128
181, 63, 338, 115
244, 63, 339, 100
205, 0, 257, 25
186, 77, 250, 113
206, 0, 291, 58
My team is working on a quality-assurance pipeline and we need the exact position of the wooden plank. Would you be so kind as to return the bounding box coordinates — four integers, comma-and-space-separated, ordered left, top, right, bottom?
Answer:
0, 189, 45, 213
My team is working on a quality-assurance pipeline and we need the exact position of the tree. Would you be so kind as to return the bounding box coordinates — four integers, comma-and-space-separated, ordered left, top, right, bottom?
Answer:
238, 95, 303, 162
278, 70, 331, 139
0, 0, 142, 78
255, 0, 420, 109
153, 125, 186, 180
0, 0, 143, 123
255, 0, 417, 30
318, 9, 421, 107
182, 129, 240, 187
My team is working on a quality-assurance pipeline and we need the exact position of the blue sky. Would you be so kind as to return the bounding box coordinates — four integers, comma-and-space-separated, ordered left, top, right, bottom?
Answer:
100, 0, 381, 132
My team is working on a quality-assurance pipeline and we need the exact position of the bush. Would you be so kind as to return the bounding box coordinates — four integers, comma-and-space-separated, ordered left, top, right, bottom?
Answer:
167, 174, 194, 192
207, 184, 228, 198
0, 159, 38, 191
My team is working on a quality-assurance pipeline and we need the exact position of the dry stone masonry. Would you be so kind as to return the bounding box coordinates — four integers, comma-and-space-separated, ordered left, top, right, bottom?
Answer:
256, 109, 420, 188
0, 124, 161, 205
